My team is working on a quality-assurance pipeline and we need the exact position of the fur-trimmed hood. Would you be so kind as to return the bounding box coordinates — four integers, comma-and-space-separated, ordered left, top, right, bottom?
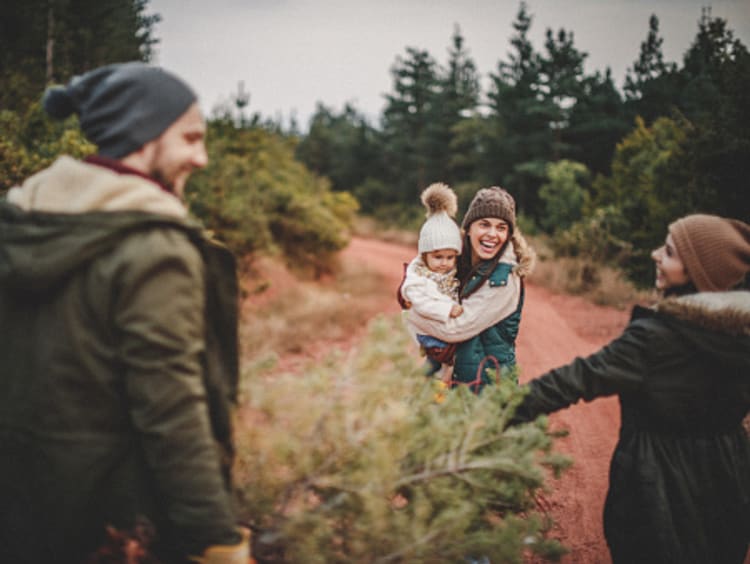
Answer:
651, 291, 750, 371
511, 230, 536, 278
656, 291, 750, 337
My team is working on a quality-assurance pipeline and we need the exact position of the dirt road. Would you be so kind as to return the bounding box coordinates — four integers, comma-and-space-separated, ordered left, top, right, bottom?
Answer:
340, 237, 627, 563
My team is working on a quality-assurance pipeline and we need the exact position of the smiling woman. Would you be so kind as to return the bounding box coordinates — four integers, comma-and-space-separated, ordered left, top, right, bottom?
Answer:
511, 213, 750, 563
651, 232, 691, 292
404, 185, 536, 391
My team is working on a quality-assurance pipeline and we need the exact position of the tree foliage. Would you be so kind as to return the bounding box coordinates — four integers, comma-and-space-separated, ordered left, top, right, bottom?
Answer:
0, 0, 156, 191
0, 103, 96, 193
237, 316, 570, 563
5, 0, 749, 286
538, 160, 590, 232
0, 0, 159, 112
486, 2, 553, 217
188, 120, 358, 274
294, 103, 383, 212
381, 47, 441, 205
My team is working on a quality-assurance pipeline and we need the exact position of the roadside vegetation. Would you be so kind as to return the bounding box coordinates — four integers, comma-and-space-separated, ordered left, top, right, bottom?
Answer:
239, 315, 571, 563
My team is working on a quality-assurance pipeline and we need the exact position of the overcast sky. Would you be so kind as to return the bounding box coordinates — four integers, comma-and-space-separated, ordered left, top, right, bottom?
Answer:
146, 0, 750, 129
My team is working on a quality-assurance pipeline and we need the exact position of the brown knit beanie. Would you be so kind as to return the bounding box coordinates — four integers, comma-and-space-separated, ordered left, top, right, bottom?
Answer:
461, 186, 516, 231
668, 214, 750, 291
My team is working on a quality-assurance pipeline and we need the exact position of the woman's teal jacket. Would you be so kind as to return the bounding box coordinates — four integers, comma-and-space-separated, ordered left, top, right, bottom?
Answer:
453, 261, 524, 391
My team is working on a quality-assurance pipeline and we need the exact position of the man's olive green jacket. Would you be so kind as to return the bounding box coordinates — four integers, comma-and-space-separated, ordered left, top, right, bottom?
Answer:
0, 157, 241, 562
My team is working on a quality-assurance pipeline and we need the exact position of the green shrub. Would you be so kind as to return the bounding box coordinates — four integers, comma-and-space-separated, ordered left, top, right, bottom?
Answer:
237, 316, 570, 563
186, 123, 359, 273
550, 205, 633, 267
538, 160, 591, 233
0, 104, 95, 193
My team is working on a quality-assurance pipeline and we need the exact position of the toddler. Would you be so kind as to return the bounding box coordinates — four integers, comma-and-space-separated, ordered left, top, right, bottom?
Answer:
399, 183, 463, 382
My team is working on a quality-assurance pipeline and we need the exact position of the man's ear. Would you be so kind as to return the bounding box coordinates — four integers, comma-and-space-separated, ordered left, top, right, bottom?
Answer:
120, 140, 157, 174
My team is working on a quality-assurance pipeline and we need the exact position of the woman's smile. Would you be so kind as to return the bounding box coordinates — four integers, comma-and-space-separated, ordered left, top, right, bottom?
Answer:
469, 218, 510, 262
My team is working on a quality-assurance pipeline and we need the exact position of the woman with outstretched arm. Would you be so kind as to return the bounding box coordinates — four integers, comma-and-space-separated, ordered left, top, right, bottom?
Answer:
511, 214, 750, 564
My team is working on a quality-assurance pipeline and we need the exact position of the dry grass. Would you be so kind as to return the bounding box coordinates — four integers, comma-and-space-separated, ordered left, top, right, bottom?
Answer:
528, 236, 652, 310
239, 255, 386, 364
352, 216, 418, 247
529, 256, 646, 309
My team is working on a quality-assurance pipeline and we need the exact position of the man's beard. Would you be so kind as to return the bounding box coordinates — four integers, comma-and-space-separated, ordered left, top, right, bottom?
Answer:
150, 167, 176, 194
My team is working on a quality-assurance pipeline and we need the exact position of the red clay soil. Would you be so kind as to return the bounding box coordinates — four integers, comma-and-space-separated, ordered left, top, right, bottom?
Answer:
250, 236, 749, 564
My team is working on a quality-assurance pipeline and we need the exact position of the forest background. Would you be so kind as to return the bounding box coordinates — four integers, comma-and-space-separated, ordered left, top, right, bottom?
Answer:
1, 1, 749, 561
2, 0, 748, 286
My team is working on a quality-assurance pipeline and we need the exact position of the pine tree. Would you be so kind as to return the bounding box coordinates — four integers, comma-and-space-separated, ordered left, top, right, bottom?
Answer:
623, 14, 680, 124
432, 25, 481, 185
538, 159, 590, 232
236, 316, 571, 563
675, 9, 750, 222
564, 68, 630, 175
381, 47, 440, 205
539, 27, 587, 160
624, 15, 674, 98
679, 8, 748, 122
486, 2, 551, 219
296, 103, 383, 198
0, 0, 159, 111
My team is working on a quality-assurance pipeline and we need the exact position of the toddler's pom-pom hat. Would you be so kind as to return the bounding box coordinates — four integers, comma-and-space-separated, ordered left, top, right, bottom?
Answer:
418, 183, 462, 254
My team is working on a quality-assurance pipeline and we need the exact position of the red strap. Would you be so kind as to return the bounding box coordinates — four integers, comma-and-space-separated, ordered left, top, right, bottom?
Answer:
451, 355, 501, 394
396, 262, 410, 310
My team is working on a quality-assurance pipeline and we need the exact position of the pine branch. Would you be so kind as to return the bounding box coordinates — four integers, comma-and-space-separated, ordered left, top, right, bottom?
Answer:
395, 456, 539, 488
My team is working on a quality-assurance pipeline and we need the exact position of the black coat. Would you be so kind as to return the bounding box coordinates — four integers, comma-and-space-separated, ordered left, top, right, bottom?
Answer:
513, 291, 750, 564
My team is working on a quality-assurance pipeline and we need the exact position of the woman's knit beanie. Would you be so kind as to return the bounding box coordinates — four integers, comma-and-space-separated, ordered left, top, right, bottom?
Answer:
669, 214, 750, 291
418, 183, 462, 254
42, 62, 197, 158
461, 186, 516, 231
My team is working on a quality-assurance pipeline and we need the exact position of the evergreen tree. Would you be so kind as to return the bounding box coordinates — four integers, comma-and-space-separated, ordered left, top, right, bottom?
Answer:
623, 14, 680, 124
188, 118, 358, 273
590, 115, 694, 284
381, 47, 440, 204
539, 27, 587, 160
295, 103, 336, 182
296, 103, 383, 199
486, 1, 550, 219
624, 15, 676, 98
564, 68, 630, 175
0, 0, 159, 112
431, 25, 481, 185
679, 8, 748, 122
238, 316, 571, 563
674, 10, 750, 222
538, 159, 590, 232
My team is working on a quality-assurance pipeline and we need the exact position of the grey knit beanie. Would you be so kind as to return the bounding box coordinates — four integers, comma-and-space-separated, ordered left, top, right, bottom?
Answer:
418, 183, 462, 254
42, 62, 197, 158
669, 214, 750, 292
461, 186, 516, 231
